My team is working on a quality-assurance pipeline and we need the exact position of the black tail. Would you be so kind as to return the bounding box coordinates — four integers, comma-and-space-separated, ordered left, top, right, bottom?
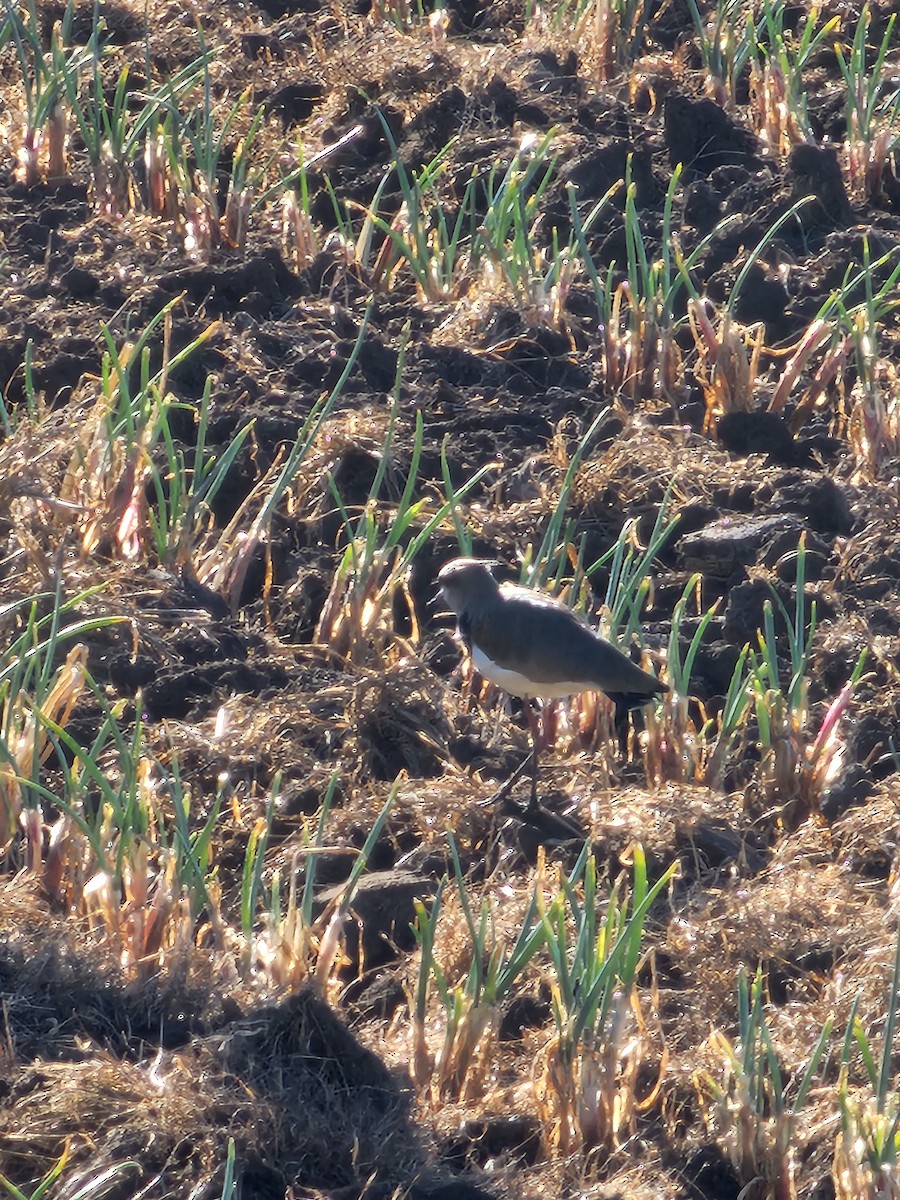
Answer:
608, 690, 664, 758
607, 688, 665, 719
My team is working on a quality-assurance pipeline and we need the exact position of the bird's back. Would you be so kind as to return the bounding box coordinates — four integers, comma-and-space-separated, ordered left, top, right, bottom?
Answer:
469, 585, 664, 699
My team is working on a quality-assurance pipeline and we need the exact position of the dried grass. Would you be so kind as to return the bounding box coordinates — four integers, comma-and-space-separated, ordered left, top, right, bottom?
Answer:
0, 877, 430, 1197
2, 4, 900, 1196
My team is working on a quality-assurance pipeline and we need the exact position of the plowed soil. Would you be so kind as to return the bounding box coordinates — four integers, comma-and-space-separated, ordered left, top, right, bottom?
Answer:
1, 0, 900, 1197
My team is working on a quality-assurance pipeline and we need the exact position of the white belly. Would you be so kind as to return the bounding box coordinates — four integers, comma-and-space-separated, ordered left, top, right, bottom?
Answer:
471, 643, 591, 699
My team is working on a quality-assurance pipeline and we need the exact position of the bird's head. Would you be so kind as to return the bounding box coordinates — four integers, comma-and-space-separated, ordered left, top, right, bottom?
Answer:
437, 557, 501, 615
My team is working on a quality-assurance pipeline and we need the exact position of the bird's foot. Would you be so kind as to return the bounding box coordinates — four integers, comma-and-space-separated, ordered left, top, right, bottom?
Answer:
480, 750, 584, 842
478, 750, 536, 810
501, 794, 585, 842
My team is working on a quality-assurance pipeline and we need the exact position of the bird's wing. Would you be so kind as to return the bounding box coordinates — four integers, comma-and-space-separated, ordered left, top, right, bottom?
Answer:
473, 590, 664, 696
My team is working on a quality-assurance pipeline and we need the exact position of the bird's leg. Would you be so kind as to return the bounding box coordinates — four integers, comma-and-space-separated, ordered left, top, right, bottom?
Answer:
614, 699, 630, 759
480, 750, 535, 809
526, 700, 541, 810
480, 702, 541, 811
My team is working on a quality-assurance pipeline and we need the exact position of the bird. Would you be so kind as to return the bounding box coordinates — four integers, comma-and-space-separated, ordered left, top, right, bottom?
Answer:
438, 556, 667, 809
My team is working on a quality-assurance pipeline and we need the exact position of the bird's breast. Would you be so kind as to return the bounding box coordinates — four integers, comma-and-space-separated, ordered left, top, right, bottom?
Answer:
470, 643, 593, 699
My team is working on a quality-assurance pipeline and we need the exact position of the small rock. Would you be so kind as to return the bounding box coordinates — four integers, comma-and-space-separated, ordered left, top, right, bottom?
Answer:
61, 265, 99, 296
723, 578, 784, 644
679, 514, 806, 578
820, 764, 874, 822
664, 93, 759, 172
773, 549, 830, 582
689, 638, 743, 695
763, 526, 831, 567
266, 81, 326, 127
717, 410, 801, 463
445, 1114, 542, 1169
315, 870, 434, 973
711, 481, 756, 512
771, 474, 854, 535
788, 142, 852, 226
675, 815, 750, 870
684, 179, 722, 232
673, 501, 720, 536
499, 992, 550, 1040
732, 261, 788, 326
342, 971, 407, 1022
17, 220, 47, 248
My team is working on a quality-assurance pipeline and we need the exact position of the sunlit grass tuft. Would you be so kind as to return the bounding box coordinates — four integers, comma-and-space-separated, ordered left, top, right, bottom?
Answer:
697, 964, 833, 1200
535, 842, 675, 1155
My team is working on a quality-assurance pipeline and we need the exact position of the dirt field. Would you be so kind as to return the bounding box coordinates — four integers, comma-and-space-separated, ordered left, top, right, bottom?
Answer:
1, 0, 900, 1196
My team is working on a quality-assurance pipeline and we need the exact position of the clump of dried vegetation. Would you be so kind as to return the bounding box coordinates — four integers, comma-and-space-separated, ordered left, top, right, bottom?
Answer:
1, 0, 900, 1196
